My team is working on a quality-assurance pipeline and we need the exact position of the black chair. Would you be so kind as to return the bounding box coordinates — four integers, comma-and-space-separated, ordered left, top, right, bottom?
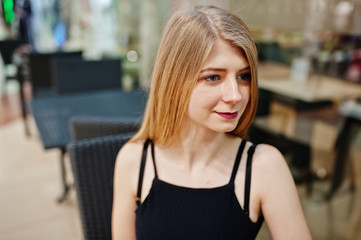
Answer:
28, 51, 83, 97
58, 116, 139, 204
69, 116, 140, 141
68, 133, 133, 240
0, 39, 25, 94
51, 58, 122, 95
0, 40, 25, 66
0, 39, 29, 134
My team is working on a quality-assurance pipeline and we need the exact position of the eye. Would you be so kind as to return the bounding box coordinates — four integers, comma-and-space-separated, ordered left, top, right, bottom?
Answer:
237, 72, 251, 81
203, 74, 221, 82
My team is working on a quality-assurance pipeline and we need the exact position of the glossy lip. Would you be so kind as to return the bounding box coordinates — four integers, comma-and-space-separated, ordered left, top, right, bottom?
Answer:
215, 111, 238, 119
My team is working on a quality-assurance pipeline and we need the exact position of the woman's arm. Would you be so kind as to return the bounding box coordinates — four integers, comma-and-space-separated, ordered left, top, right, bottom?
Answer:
112, 143, 141, 240
253, 144, 312, 240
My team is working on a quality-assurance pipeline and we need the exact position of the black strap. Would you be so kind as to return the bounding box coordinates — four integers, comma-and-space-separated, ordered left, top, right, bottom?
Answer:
244, 145, 256, 214
136, 139, 151, 206
229, 139, 247, 184
150, 140, 158, 178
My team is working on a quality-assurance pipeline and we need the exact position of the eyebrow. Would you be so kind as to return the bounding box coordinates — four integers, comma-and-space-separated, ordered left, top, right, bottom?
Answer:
200, 66, 250, 73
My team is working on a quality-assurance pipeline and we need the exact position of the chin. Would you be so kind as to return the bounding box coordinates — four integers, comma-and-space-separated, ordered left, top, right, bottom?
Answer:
212, 124, 238, 133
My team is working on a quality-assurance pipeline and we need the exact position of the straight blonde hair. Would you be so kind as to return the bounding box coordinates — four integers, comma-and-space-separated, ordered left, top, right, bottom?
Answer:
131, 5, 258, 146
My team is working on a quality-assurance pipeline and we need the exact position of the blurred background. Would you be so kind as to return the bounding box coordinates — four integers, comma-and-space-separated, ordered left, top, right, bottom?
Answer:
0, 0, 361, 239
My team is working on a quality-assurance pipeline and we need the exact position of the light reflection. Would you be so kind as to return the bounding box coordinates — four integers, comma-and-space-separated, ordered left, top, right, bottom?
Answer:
127, 50, 138, 62
335, 0, 354, 15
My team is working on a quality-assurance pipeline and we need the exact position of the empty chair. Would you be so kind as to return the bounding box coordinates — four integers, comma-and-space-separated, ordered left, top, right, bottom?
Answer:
28, 51, 83, 97
0, 39, 28, 134
0, 39, 25, 94
0, 40, 25, 66
52, 58, 122, 95
68, 133, 133, 240
69, 116, 140, 141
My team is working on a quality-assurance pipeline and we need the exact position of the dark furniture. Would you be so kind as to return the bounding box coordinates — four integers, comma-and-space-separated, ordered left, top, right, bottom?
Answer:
249, 116, 314, 194
28, 51, 83, 97
326, 101, 361, 200
250, 89, 333, 194
0, 39, 24, 94
0, 40, 24, 66
31, 89, 146, 149
255, 63, 361, 196
0, 40, 29, 135
68, 133, 133, 240
257, 42, 302, 65
30, 89, 147, 202
70, 116, 140, 141
11, 50, 83, 136
52, 58, 122, 95
257, 42, 285, 63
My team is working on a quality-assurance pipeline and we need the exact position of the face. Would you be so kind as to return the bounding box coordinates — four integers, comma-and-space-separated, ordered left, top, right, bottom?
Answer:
185, 38, 251, 134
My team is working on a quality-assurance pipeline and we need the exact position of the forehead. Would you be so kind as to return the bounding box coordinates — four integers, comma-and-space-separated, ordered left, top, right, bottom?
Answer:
202, 38, 248, 69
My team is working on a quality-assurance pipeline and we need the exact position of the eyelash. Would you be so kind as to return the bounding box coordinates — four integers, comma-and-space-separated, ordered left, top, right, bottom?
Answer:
238, 73, 251, 81
204, 75, 221, 82
203, 73, 251, 82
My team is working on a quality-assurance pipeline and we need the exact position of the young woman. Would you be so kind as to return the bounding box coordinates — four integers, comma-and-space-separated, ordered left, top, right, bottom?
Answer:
112, 5, 311, 240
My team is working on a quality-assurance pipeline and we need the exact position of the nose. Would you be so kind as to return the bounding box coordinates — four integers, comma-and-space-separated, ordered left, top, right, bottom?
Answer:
222, 78, 242, 104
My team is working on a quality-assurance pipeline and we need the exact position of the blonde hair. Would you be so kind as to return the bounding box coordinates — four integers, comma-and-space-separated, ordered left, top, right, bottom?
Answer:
131, 5, 258, 146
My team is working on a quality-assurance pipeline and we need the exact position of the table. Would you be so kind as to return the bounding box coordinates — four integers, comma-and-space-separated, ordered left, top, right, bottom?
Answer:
30, 89, 147, 202
326, 100, 361, 199
31, 89, 146, 149
256, 63, 361, 196
258, 63, 361, 103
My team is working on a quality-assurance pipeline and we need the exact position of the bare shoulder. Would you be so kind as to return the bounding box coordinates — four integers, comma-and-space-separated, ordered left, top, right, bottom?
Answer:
250, 143, 291, 180
112, 141, 144, 240
249, 144, 312, 239
252, 143, 286, 166
115, 141, 144, 171
114, 140, 145, 185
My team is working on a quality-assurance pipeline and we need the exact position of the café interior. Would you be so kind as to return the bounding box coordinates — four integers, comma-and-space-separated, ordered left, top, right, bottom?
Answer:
0, 0, 361, 239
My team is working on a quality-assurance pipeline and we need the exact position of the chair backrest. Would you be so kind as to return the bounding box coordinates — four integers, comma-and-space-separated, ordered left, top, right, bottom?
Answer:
52, 58, 122, 95
29, 51, 83, 97
68, 133, 134, 240
69, 116, 140, 141
0, 39, 24, 64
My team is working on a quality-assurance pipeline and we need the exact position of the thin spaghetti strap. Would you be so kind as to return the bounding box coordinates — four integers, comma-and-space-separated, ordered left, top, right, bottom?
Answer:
150, 140, 159, 178
136, 139, 151, 206
244, 145, 256, 214
229, 139, 247, 184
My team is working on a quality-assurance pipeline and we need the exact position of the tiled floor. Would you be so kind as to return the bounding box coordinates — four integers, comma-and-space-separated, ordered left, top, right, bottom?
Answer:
0, 117, 82, 240
0, 89, 361, 239
0, 82, 22, 125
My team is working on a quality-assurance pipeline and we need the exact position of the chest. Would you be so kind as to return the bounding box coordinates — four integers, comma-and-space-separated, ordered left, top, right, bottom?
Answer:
135, 179, 263, 240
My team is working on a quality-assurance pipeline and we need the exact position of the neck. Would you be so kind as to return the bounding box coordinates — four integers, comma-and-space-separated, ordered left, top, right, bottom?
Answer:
165, 122, 233, 170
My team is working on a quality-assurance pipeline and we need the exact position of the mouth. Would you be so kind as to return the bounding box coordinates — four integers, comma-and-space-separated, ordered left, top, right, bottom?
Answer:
215, 111, 239, 119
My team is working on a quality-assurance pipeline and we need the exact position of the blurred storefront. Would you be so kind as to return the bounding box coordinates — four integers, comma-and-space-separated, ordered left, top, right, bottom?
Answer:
0, 1, 361, 239
1, 0, 361, 87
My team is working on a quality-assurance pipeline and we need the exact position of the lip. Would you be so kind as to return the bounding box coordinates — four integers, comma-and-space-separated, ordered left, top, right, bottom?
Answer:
215, 111, 239, 119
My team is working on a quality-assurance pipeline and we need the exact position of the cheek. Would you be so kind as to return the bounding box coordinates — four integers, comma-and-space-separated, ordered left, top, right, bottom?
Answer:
188, 92, 206, 115
244, 90, 251, 104
188, 86, 219, 110
240, 85, 250, 104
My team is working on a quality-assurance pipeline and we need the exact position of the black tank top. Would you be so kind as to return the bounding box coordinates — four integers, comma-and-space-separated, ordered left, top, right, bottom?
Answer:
135, 139, 263, 240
